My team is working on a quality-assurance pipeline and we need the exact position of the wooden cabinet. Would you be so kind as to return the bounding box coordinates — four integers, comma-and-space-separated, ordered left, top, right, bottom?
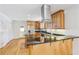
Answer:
44, 22, 48, 29
35, 21, 40, 29
28, 39, 72, 55
44, 22, 52, 29
51, 10, 64, 29
30, 43, 53, 55
27, 21, 40, 29
27, 21, 35, 29
27, 21, 41, 41
52, 39, 72, 55
63, 39, 72, 55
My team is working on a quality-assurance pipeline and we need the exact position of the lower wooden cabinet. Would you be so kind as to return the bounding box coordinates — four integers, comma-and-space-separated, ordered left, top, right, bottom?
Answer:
28, 39, 72, 55
64, 39, 72, 55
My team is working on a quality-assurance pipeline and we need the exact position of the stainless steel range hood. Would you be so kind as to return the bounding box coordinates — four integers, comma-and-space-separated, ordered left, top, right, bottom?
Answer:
41, 4, 51, 22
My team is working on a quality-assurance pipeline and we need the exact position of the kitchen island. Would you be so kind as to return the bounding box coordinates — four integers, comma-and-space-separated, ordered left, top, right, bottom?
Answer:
25, 34, 79, 55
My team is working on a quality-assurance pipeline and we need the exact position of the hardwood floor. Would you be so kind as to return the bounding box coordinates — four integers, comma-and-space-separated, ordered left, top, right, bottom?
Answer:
0, 39, 29, 55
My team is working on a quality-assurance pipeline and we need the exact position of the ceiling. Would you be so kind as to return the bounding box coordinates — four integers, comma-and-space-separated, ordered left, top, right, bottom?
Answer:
0, 4, 76, 21
50, 4, 75, 14
0, 4, 42, 21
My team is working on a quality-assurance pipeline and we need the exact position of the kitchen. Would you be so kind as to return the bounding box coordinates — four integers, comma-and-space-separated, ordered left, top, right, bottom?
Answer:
0, 4, 79, 55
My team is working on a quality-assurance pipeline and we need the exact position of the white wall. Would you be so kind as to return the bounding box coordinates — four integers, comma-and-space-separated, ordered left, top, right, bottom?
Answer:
0, 12, 13, 48
12, 20, 27, 38
12, 20, 36, 38
65, 5, 79, 35
64, 5, 79, 55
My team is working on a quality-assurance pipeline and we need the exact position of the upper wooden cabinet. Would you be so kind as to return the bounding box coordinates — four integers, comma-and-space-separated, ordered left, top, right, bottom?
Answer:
27, 21, 35, 29
51, 10, 64, 29
27, 21, 40, 29
44, 22, 48, 29
35, 21, 40, 29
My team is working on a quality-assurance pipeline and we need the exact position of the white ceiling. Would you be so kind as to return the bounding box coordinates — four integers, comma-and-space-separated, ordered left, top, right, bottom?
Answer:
0, 4, 42, 21
0, 4, 76, 21
50, 4, 76, 14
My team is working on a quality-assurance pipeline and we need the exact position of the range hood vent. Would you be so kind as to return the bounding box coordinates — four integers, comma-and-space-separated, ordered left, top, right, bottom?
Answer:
41, 4, 51, 22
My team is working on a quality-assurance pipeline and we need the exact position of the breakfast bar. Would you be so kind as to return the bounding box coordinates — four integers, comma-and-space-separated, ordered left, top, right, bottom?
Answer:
24, 33, 79, 55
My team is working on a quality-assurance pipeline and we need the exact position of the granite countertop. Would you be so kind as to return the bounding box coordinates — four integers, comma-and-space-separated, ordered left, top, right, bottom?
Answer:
26, 35, 79, 45
14, 32, 79, 45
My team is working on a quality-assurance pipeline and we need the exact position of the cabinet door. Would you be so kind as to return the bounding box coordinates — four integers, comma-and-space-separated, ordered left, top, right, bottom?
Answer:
28, 39, 72, 55
60, 11, 64, 28
51, 39, 72, 55
64, 39, 72, 55
52, 41, 63, 55
27, 21, 35, 29
44, 22, 48, 29
51, 10, 64, 29
30, 43, 52, 55
35, 21, 40, 29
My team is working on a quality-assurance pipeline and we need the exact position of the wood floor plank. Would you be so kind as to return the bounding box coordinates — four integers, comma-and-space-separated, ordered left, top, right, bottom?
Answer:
0, 39, 29, 55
